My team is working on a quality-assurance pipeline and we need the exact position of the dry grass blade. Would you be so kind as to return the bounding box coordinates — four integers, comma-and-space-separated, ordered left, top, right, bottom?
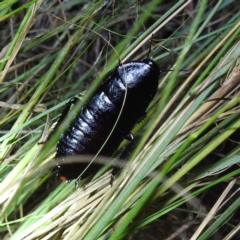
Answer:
1, 1, 240, 239
185, 42, 240, 127
190, 178, 238, 240
25, 174, 112, 240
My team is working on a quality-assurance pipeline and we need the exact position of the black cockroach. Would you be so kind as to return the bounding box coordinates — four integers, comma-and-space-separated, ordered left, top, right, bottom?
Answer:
54, 58, 160, 183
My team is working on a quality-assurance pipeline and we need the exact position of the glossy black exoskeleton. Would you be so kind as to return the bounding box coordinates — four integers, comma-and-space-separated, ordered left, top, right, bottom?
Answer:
55, 59, 160, 183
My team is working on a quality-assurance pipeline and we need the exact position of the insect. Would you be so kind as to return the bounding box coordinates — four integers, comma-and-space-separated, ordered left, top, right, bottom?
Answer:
54, 58, 160, 183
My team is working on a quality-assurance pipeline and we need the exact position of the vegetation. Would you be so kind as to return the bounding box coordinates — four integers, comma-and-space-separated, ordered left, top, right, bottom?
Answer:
0, 0, 239, 239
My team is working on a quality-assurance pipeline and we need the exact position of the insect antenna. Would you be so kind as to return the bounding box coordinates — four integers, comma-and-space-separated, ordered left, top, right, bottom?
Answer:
160, 69, 190, 74
147, 34, 154, 59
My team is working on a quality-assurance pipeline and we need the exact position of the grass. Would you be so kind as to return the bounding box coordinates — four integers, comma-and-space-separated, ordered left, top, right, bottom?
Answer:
0, 0, 240, 239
